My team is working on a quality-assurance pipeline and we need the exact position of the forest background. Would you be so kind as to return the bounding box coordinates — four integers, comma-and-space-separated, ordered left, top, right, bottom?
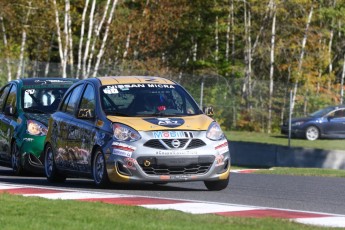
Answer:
1, 0, 345, 134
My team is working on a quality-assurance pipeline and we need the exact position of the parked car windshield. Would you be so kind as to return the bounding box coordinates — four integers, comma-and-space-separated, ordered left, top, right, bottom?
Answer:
100, 84, 202, 117
309, 106, 336, 117
22, 88, 68, 114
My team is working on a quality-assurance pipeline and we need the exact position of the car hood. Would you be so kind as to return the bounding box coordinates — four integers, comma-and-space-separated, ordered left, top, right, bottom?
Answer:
25, 113, 51, 126
106, 114, 214, 131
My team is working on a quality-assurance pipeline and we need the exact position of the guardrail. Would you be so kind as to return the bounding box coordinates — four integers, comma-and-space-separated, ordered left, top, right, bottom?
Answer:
229, 141, 345, 169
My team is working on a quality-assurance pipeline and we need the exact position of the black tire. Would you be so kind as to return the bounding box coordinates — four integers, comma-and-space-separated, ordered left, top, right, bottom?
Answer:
305, 126, 319, 141
92, 148, 110, 188
204, 177, 229, 191
11, 142, 24, 176
44, 143, 66, 183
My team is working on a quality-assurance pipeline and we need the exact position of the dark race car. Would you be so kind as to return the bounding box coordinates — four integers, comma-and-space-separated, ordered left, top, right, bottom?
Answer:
281, 105, 345, 140
0, 78, 78, 174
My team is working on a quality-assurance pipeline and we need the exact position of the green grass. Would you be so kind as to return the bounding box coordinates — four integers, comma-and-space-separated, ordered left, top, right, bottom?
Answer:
225, 131, 345, 151
251, 167, 345, 178
0, 193, 332, 230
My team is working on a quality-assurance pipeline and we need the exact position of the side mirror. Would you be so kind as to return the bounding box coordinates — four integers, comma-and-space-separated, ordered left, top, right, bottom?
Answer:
77, 109, 95, 119
203, 106, 214, 117
4, 105, 16, 116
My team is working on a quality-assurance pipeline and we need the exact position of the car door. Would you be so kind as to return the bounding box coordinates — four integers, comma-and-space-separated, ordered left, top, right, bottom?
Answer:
69, 84, 97, 173
0, 84, 17, 163
52, 84, 84, 171
0, 84, 12, 162
323, 108, 345, 136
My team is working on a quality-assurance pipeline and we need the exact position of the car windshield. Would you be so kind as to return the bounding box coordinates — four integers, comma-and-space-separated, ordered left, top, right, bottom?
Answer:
22, 88, 68, 114
100, 84, 202, 117
309, 107, 335, 117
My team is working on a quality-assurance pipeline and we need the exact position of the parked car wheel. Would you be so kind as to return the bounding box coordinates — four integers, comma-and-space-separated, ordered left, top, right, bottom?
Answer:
44, 143, 66, 183
11, 142, 24, 176
204, 177, 229, 191
305, 126, 320, 141
92, 148, 110, 187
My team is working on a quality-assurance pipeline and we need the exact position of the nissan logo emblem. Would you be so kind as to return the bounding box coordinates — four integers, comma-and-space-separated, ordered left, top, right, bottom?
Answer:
171, 139, 181, 148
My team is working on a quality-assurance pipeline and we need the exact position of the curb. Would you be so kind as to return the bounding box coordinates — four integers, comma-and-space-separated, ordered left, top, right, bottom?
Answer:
1, 182, 345, 228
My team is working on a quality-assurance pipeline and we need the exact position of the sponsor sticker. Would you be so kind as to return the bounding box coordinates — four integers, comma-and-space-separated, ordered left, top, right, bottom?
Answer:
103, 86, 119, 94
112, 142, 136, 151
25, 89, 36, 94
113, 149, 132, 158
215, 154, 225, 166
153, 131, 193, 139
123, 158, 137, 170
155, 150, 198, 155
144, 118, 185, 127
23, 138, 34, 142
215, 141, 229, 155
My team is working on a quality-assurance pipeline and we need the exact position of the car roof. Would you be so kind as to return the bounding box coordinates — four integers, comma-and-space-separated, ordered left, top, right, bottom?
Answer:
13, 78, 78, 86
96, 76, 176, 85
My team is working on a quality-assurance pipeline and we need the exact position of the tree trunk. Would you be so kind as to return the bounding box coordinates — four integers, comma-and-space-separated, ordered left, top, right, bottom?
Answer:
93, 0, 118, 78
52, 0, 66, 78
0, 16, 12, 81
215, 16, 219, 62
242, 1, 252, 104
268, 2, 276, 134
123, 24, 132, 59
252, 0, 273, 56
87, 0, 112, 76
82, 0, 96, 78
291, 3, 314, 114
225, 3, 231, 63
76, 0, 90, 79
340, 53, 345, 104
16, 1, 32, 79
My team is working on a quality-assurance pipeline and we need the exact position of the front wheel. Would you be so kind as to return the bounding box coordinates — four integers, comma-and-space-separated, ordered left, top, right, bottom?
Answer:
92, 148, 110, 188
44, 143, 66, 183
11, 142, 24, 176
305, 126, 319, 141
204, 177, 229, 191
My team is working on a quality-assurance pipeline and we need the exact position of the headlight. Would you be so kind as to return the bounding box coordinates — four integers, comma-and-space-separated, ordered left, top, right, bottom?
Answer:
113, 123, 141, 142
27, 120, 48, 136
206, 122, 224, 141
292, 121, 305, 126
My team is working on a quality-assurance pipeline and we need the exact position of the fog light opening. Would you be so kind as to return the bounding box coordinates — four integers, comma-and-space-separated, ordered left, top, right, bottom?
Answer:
218, 159, 230, 174
116, 162, 132, 176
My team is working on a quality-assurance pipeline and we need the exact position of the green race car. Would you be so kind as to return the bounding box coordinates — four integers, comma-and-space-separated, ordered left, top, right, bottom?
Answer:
0, 78, 78, 175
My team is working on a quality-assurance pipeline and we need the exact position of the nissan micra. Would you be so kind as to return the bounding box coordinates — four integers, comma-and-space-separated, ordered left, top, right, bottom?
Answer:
0, 78, 78, 175
44, 76, 230, 190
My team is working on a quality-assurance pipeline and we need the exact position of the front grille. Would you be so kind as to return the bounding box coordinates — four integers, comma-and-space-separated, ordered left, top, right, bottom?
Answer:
137, 156, 214, 175
142, 164, 211, 175
161, 139, 189, 148
187, 139, 206, 149
144, 139, 206, 149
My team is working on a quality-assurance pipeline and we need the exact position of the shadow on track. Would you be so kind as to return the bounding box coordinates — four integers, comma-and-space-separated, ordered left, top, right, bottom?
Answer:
0, 166, 206, 192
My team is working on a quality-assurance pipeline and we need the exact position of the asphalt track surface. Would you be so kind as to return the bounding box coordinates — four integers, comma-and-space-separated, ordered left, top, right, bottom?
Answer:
1, 166, 345, 216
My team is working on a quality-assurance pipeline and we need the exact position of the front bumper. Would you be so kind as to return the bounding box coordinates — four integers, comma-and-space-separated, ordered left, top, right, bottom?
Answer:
281, 126, 305, 138
104, 133, 230, 184
19, 135, 45, 172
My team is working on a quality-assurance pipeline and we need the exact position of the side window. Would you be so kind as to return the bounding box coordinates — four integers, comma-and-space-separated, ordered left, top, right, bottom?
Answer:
59, 84, 84, 114
333, 109, 345, 118
0, 85, 11, 111
60, 91, 72, 112
5, 85, 17, 110
79, 84, 95, 110
66, 84, 84, 115
77, 84, 95, 118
